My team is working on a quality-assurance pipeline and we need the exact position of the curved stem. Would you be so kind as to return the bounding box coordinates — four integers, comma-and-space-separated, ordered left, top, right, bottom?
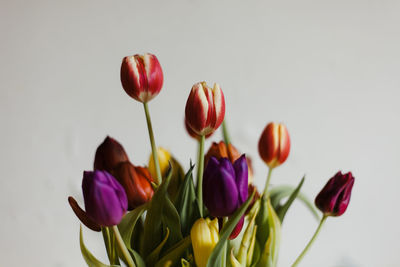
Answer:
222, 120, 231, 145
196, 134, 205, 217
112, 225, 135, 267
262, 168, 273, 198
291, 215, 327, 267
143, 102, 162, 185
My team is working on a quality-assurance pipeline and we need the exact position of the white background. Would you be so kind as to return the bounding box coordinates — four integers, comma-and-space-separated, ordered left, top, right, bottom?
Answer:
1, 0, 399, 266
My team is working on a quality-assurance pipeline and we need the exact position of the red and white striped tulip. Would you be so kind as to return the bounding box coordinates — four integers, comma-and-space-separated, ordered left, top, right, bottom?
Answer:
185, 82, 225, 136
120, 53, 163, 103
258, 122, 290, 168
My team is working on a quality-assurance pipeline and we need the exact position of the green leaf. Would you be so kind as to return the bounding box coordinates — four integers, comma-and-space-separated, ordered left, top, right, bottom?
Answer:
129, 248, 146, 267
175, 163, 200, 236
255, 197, 269, 247
79, 225, 120, 267
142, 165, 183, 259
118, 204, 148, 250
146, 228, 170, 266
155, 236, 192, 267
181, 258, 191, 267
206, 192, 255, 267
270, 181, 320, 221
230, 248, 242, 267
246, 225, 257, 267
250, 239, 261, 267
162, 194, 183, 250
141, 167, 173, 258
256, 200, 281, 267
276, 176, 304, 222
237, 211, 258, 265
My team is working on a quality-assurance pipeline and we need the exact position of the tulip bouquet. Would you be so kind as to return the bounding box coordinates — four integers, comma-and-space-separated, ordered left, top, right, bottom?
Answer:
68, 53, 355, 267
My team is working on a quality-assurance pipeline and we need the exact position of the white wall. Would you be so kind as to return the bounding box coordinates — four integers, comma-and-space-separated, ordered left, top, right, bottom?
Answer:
1, 0, 399, 266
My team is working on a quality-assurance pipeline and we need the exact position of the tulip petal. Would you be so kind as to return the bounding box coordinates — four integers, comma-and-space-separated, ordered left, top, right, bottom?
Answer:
233, 155, 249, 204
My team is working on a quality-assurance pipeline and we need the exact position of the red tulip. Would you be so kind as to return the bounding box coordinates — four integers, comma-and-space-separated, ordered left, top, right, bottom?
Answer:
185, 82, 225, 136
120, 53, 163, 103
315, 171, 355, 216
258, 122, 290, 168
111, 162, 154, 210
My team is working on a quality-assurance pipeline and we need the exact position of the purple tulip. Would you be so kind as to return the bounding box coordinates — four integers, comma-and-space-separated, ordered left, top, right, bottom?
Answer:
315, 171, 355, 217
82, 170, 128, 226
203, 155, 248, 217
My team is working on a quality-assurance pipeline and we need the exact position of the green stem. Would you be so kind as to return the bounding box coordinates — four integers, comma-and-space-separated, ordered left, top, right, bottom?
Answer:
222, 120, 231, 145
102, 227, 119, 265
262, 168, 273, 198
221, 217, 229, 267
112, 225, 135, 267
196, 134, 205, 217
143, 102, 162, 185
291, 215, 328, 267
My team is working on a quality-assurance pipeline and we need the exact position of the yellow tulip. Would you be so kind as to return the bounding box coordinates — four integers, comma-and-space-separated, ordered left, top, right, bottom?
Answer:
148, 147, 171, 178
190, 218, 219, 267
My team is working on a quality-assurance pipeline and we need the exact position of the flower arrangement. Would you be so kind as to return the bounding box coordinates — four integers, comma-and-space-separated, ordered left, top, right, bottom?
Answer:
68, 53, 355, 267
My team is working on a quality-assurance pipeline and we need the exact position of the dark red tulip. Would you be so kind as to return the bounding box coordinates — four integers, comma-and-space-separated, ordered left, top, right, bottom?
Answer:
94, 136, 129, 172
315, 171, 355, 216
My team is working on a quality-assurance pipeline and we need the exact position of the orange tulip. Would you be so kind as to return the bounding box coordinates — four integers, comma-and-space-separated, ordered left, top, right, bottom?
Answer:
258, 122, 290, 168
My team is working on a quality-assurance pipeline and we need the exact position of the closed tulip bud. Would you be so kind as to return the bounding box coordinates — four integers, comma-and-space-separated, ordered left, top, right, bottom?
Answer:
315, 171, 355, 216
94, 136, 129, 172
185, 82, 225, 136
191, 218, 219, 267
204, 141, 240, 167
203, 155, 248, 217
112, 162, 154, 210
120, 53, 163, 103
148, 147, 184, 201
82, 170, 128, 226
258, 122, 290, 169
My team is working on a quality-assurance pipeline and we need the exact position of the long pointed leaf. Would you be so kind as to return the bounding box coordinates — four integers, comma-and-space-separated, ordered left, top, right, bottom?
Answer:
276, 176, 304, 222
118, 203, 148, 250
270, 183, 319, 221
175, 163, 200, 236
155, 236, 192, 267
206, 192, 255, 267
79, 225, 119, 267
141, 167, 173, 257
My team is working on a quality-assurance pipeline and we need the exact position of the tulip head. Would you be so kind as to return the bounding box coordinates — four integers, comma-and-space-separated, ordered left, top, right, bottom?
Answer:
94, 136, 129, 172
258, 122, 290, 169
112, 162, 154, 210
204, 141, 240, 167
185, 82, 225, 136
315, 171, 355, 217
204, 141, 254, 184
82, 170, 127, 226
191, 218, 219, 267
203, 155, 248, 217
120, 53, 163, 103
148, 147, 171, 179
